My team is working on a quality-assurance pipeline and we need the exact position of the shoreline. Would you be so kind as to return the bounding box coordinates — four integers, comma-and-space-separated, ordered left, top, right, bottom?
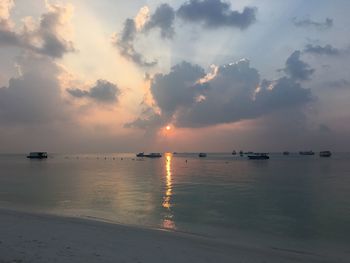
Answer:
0, 208, 347, 263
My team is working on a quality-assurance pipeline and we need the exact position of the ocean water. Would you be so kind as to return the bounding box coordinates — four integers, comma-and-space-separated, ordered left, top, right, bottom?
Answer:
0, 152, 350, 249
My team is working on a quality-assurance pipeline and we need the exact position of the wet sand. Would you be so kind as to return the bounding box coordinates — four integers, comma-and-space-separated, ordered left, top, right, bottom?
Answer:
0, 209, 346, 263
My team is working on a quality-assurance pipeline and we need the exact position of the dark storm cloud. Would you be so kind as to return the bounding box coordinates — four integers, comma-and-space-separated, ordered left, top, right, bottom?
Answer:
0, 55, 67, 124
150, 61, 206, 114
283, 51, 314, 81
254, 77, 311, 111
304, 44, 341, 56
0, 3, 75, 58
143, 3, 175, 39
67, 80, 120, 103
112, 18, 157, 67
177, 0, 257, 29
0, 28, 20, 45
127, 53, 313, 129
292, 17, 333, 30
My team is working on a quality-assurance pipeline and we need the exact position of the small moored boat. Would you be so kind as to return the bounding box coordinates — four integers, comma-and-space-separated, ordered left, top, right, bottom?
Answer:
299, 151, 315, 155
319, 151, 332, 157
232, 150, 237, 155
136, 152, 162, 158
248, 153, 269, 160
27, 152, 48, 159
283, 151, 290, 155
199, 153, 207, 158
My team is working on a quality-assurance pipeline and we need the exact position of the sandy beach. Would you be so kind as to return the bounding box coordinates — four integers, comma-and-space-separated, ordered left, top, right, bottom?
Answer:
0, 209, 347, 263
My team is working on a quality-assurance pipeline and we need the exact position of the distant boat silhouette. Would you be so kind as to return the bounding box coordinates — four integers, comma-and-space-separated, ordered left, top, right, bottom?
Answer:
248, 153, 269, 160
299, 151, 315, 155
319, 151, 332, 157
136, 152, 162, 158
283, 151, 290, 155
232, 150, 237, 155
27, 152, 48, 159
199, 153, 207, 157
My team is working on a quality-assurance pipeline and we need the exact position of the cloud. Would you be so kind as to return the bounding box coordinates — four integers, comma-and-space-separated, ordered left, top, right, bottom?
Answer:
67, 79, 120, 103
0, 0, 14, 20
177, 0, 257, 29
151, 61, 206, 114
113, 1, 257, 67
319, 124, 331, 133
304, 44, 341, 56
112, 18, 157, 67
125, 106, 165, 130
0, 54, 68, 124
283, 51, 314, 81
0, 1, 75, 58
134, 6, 150, 31
292, 17, 333, 30
112, 4, 176, 66
128, 53, 313, 129
143, 3, 175, 39
326, 79, 350, 89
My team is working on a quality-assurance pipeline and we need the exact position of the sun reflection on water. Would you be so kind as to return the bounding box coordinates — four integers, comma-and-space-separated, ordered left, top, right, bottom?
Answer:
162, 153, 176, 229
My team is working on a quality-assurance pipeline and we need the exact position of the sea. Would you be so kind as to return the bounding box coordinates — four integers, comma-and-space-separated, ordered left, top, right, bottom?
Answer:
0, 152, 349, 253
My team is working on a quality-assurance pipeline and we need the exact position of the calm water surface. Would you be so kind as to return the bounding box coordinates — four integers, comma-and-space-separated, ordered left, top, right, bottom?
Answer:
0, 153, 349, 248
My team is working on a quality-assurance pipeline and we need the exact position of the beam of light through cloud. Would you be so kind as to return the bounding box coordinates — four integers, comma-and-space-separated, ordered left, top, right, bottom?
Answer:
0, 0, 350, 152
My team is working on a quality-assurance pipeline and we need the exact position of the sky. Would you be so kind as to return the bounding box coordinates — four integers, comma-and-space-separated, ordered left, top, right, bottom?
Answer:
0, 0, 349, 153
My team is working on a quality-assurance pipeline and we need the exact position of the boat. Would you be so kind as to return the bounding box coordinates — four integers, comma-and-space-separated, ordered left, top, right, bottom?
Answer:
299, 151, 315, 155
239, 150, 243, 156
198, 153, 207, 157
136, 152, 162, 158
319, 151, 332, 157
232, 150, 237, 155
283, 151, 290, 155
27, 152, 48, 159
248, 153, 269, 160
146, 153, 162, 158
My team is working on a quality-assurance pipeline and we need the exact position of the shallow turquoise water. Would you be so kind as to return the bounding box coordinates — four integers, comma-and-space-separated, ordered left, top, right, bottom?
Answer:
0, 153, 349, 247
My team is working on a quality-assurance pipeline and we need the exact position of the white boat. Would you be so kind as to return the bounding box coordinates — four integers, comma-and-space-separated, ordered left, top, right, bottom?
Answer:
27, 152, 48, 159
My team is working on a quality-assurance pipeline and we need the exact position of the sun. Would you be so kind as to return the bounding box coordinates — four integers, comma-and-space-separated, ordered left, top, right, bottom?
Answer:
166, 125, 171, 131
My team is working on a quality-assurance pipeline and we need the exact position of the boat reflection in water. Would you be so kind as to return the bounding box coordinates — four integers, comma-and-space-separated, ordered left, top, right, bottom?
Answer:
162, 153, 176, 230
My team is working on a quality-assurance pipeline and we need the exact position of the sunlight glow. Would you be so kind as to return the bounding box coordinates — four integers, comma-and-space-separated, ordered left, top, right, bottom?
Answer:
162, 153, 176, 229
